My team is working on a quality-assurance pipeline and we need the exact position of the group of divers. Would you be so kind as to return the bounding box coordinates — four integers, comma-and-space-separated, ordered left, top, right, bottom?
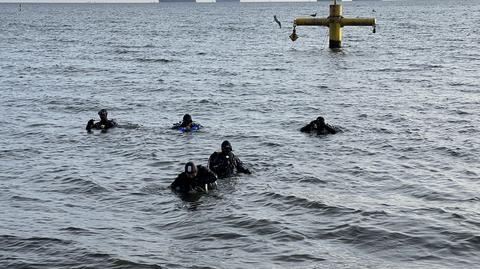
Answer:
86, 109, 338, 196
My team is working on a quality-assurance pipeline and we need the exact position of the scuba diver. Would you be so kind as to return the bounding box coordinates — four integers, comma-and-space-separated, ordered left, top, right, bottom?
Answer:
208, 141, 251, 178
172, 114, 202, 132
171, 162, 218, 194
86, 109, 118, 132
300, 116, 337, 135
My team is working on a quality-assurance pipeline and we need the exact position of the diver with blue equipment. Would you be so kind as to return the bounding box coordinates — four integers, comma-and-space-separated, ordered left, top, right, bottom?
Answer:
172, 114, 202, 132
86, 109, 118, 132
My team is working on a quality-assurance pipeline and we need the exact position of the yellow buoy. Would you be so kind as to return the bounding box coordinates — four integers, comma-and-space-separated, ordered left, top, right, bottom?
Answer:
292, 0, 376, 49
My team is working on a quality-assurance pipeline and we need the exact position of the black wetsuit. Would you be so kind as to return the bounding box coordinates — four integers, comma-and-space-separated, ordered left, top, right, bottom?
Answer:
86, 119, 118, 131
170, 165, 217, 194
300, 121, 336, 135
208, 151, 251, 178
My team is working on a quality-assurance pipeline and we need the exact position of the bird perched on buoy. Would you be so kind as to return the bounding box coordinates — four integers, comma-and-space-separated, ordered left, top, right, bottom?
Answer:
273, 15, 281, 28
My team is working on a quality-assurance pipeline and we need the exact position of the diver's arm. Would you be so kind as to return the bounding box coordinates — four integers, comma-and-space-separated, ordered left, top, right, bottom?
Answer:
325, 124, 337, 134
204, 168, 218, 184
300, 122, 314, 133
171, 176, 190, 193
234, 156, 251, 174
108, 119, 118, 128
171, 122, 182, 130
207, 153, 222, 171
86, 119, 95, 131
198, 166, 218, 184
207, 153, 215, 170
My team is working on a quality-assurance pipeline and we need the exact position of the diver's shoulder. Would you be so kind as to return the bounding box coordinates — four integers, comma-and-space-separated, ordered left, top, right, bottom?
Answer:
197, 165, 209, 171
209, 151, 222, 158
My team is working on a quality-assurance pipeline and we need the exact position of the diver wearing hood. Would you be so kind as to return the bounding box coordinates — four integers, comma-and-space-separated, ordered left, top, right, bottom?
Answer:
208, 141, 251, 178
86, 109, 118, 132
300, 116, 337, 135
171, 162, 218, 194
172, 114, 202, 132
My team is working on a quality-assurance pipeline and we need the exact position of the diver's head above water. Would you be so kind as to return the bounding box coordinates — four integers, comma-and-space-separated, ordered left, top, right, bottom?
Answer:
221, 140, 233, 154
98, 109, 108, 121
185, 161, 198, 179
315, 116, 326, 127
182, 114, 192, 125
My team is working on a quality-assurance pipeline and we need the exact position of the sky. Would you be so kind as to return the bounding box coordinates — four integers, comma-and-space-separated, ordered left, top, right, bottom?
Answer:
0, 0, 327, 2
0, 0, 319, 3
0, 0, 158, 3
0, 0, 336, 3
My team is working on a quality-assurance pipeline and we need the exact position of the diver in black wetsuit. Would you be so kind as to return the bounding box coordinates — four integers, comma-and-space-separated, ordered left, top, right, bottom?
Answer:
172, 114, 202, 132
300, 116, 337, 135
171, 162, 218, 194
86, 109, 118, 132
208, 141, 251, 179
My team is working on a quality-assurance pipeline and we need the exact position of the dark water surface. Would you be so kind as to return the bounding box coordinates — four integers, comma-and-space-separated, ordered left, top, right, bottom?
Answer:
1, 1, 479, 268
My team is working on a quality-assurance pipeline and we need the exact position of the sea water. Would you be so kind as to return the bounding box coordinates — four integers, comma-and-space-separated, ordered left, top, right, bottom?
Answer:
0, 1, 479, 268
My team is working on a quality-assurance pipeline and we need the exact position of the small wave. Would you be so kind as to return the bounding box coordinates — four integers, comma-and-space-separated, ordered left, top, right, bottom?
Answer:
118, 44, 155, 49
260, 67, 287, 72
114, 49, 133, 54
272, 253, 326, 262
374, 67, 423, 73
25, 123, 51, 127
118, 123, 142, 129
146, 160, 176, 167
271, 192, 347, 211
408, 63, 443, 69
109, 258, 163, 269
0, 234, 73, 248
261, 191, 360, 217
297, 176, 328, 184
448, 81, 476, 86
394, 184, 463, 202
219, 82, 235, 88
223, 214, 304, 242
59, 226, 96, 235
0, 148, 42, 159
220, 25, 243, 32
434, 146, 465, 157
58, 177, 108, 194
53, 38, 78, 44
199, 99, 217, 104
320, 223, 411, 245
464, 169, 478, 177
135, 58, 176, 63
11, 195, 46, 203
208, 232, 246, 240
0, 234, 163, 269
452, 109, 470, 115
260, 141, 282, 147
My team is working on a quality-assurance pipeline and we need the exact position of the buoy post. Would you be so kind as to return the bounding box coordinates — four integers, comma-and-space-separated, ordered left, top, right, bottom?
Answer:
292, 1, 376, 49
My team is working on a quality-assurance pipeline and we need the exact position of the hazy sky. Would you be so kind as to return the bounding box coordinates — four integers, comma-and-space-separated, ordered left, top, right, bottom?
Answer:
0, 0, 323, 3
0, 0, 157, 3
0, 0, 330, 3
